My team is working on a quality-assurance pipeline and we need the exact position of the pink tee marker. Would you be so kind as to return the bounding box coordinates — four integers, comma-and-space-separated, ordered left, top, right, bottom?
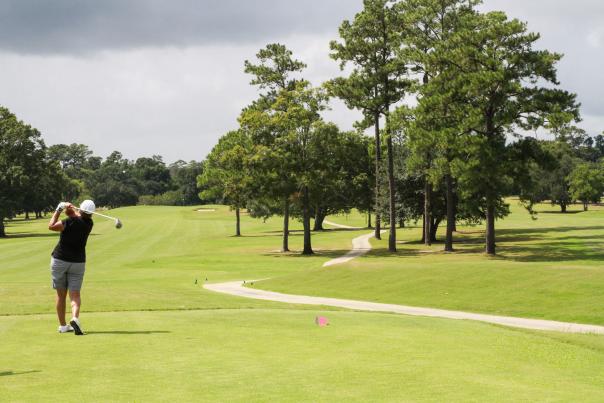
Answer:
315, 316, 329, 327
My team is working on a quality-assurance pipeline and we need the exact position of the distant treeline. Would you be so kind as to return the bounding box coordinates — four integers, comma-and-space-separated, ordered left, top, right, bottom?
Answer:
0, 106, 205, 236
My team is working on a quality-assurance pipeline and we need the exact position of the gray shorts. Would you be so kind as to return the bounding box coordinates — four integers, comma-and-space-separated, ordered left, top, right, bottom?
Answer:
50, 257, 86, 291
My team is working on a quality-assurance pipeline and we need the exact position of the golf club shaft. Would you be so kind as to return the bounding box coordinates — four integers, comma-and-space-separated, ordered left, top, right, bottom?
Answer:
74, 207, 118, 221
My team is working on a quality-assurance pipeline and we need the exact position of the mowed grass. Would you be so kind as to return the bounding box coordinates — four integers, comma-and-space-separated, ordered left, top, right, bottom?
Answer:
3, 310, 604, 402
0, 206, 364, 315
261, 201, 604, 325
2, 203, 604, 401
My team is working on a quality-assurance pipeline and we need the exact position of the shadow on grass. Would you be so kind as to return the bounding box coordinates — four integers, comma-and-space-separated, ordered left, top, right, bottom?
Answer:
263, 249, 353, 259
3, 233, 99, 239
255, 224, 604, 264
261, 228, 368, 235
86, 330, 171, 335
0, 370, 41, 377
538, 210, 583, 214
3, 233, 59, 239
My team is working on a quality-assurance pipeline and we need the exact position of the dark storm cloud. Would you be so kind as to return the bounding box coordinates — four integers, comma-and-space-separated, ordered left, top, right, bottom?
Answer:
0, 0, 360, 54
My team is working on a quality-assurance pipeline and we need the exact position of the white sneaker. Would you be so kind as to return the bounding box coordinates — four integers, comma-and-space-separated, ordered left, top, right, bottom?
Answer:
69, 317, 84, 335
58, 325, 73, 333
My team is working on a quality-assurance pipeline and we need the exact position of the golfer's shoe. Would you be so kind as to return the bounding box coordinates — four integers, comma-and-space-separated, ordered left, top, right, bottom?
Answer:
58, 325, 74, 333
69, 318, 84, 335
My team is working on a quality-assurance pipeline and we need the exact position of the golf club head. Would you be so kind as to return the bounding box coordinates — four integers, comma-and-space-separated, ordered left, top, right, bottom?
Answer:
115, 219, 123, 229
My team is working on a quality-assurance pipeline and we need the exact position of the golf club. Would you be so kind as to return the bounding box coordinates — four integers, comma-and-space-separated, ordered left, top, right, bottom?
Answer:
74, 207, 123, 229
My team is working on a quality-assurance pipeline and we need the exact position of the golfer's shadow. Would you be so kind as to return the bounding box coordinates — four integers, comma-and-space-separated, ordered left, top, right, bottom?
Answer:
0, 370, 41, 377
86, 330, 170, 335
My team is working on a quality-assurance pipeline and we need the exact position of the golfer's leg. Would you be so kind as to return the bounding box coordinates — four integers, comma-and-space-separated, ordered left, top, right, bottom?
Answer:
67, 262, 85, 319
51, 257, 69, 326
56, 289, 68, 326
69, 290, 81, 319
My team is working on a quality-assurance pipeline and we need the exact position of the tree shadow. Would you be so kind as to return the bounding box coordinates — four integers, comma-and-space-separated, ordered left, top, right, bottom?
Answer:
0, 370, 41, 377
86, 330, 170, 335
235, 232, 304, 238
255, 224, 604, 264
538, 210, 583, 214
263, 249, 354, 259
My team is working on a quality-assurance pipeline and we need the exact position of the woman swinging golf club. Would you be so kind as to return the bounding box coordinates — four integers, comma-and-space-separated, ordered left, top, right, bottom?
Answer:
48, 200, 95, 335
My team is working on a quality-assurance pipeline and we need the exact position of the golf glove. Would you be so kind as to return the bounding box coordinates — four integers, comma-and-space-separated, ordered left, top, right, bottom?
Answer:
56, 202, 68, 212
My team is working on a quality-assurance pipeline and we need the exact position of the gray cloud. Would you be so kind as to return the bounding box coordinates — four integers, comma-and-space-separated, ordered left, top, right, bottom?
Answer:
0, 0, 602, 164
482, 0, 604, 119
0, 0, 360, 54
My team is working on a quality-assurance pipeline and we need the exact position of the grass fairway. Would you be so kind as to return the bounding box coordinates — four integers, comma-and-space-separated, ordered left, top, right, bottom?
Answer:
261, 201, 604, 325
2, 204, 604, 401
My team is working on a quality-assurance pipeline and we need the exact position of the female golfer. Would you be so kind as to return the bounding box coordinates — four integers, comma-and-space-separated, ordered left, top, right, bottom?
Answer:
48, 200, 95, 335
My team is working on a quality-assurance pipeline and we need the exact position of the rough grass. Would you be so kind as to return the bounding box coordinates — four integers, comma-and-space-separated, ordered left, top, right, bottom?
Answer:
2, 203, 604, 401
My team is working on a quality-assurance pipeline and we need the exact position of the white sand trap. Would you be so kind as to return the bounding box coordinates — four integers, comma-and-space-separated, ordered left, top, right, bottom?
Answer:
197, 209, 216, 212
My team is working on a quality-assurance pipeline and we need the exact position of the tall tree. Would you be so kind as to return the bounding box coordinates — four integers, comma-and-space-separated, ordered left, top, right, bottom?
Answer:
529, 141, 579, 213
242, 43, 306, 251
568, 162, 604, 211
329, 0, 412, 251
399, 0, 478, 251
262, 81, 329, 254
0, 107, 46, 236
133, 155, 171, 196
169, 160, 204, 205
198, 130, 252, 236
85, 151, 139, 207
445, 11, 579, 254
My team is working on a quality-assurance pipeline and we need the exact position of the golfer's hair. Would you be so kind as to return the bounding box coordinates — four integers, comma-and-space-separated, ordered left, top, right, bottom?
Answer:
81, 212, 92, 219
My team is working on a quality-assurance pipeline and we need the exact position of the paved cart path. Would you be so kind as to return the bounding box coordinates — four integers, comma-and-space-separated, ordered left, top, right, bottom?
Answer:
322, 220, 384, 267
205, 219, 604, 334
204, 280, 604, 334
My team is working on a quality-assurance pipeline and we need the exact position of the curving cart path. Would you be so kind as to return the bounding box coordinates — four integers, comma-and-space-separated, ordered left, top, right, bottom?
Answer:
204, 281, 604, 334
203, 220, 604, 334
321, 220, 383, 267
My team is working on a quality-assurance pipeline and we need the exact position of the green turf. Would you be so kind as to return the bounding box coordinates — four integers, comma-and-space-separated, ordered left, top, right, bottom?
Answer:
2, 203, 604, 401
3, 310, 604, 402
0, 206, 364, 315
260, 201, 604, 325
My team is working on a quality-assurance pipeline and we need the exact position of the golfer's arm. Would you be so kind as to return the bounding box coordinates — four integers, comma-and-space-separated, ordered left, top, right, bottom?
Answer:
48, 211, 64, 232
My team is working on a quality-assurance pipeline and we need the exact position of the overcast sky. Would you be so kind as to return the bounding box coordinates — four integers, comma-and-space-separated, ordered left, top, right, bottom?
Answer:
1, 1, 602, 163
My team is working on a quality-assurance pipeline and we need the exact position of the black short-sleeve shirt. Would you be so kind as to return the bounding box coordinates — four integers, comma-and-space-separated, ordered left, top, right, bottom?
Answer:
51, 217, 94, 263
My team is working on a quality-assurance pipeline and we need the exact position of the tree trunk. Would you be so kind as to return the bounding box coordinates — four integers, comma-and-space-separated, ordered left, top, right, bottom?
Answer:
313, 207, 325, 231
399, 217, 404, 228
421, 213, 426, 243
386, 124, 396, 252
430, 217, 440, 243
583, 203, 588, 212
25, 211, 30, 220
561, 202, 567, 213
485, 203, 496, 255
374, 112, 382, 240
0, 219, 5, 237
302, 186, 313, 255
282, 198, 290, 252
235, 208, 241, 236
424, 179, 432, 246
367, 211, 372, 229
445, 174, 455, 252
